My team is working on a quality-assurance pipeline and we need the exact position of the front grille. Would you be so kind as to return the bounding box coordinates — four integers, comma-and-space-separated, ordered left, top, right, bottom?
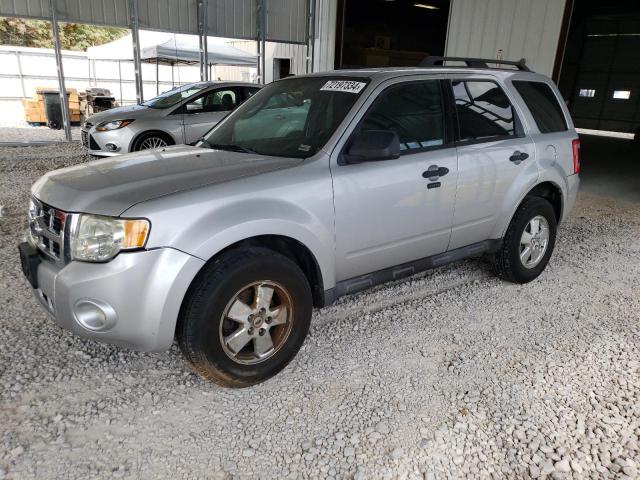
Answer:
29, 198, 70, 266
89, 134, 100, 150
81, 129, 89, 147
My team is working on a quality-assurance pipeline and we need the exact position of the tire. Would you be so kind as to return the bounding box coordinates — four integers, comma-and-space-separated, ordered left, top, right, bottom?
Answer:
177, 247, 313, 388
131, 131, 173, 151
492, 197, 557, 284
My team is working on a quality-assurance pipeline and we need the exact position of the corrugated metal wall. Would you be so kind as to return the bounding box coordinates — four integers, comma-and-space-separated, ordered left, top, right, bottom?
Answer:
312, 0, 336, 72
445, 0, 566, 76
208, 0, 257, 40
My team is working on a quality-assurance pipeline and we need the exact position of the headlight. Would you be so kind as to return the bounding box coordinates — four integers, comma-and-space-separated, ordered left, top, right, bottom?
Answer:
96, 119, 134, 131
70, 214, 150, 262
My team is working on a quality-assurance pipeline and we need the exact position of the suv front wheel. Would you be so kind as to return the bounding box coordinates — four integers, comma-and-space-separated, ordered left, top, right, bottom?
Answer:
493, 197, 558, 283
177, 247, 312, 388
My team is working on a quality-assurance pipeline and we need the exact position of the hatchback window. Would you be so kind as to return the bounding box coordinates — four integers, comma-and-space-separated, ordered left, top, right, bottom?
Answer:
360, 81, 445, 152
142, 83, 206, 109
513, 81, 568, 133
187, 89, 239, 113
453, 80, 516, 141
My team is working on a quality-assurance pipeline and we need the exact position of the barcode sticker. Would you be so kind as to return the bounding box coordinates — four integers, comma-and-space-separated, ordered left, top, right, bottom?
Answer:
320, 80, 366, 94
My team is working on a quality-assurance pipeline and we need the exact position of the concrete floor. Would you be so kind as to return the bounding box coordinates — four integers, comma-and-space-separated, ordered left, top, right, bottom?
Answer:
579, 133, 640, 204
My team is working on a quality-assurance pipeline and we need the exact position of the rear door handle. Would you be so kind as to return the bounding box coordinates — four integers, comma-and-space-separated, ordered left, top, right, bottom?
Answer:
422, 165, 449, 181
509, 151, 529, 163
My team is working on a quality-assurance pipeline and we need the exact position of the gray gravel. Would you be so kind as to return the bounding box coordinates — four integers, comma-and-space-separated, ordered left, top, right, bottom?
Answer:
0, 127, 81, 143
1, 144, 639, 479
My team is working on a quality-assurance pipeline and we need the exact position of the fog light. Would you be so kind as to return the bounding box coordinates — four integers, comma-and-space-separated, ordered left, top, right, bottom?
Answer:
105, 143, 120, 152
73, 299, 117, 331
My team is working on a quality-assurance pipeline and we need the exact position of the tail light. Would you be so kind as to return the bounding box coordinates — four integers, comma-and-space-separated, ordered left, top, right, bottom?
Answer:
572, 138, 580, 174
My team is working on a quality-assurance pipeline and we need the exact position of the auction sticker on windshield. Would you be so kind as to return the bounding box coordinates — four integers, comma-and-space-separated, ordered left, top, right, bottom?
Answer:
320, 80, 366, 94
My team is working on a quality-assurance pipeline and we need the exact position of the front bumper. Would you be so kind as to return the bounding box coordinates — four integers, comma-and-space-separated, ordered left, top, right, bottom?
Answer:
81, 126, 135, 156
27, 247, 204, 352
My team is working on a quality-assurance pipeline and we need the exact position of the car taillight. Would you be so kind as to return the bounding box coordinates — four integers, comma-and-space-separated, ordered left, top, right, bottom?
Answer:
572, 139, 580, 174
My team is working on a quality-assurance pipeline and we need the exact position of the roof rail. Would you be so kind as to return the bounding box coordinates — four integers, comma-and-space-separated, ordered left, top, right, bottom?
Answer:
418, 56, 531, 72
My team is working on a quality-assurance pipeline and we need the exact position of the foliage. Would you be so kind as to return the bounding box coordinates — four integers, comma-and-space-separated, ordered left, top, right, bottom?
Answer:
0, 17, 127, 51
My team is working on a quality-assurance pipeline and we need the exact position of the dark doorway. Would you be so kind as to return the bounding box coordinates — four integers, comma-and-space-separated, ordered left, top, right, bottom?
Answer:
273, 58, 291, 80
335, 0, 451, 69
558, 0, 640, 136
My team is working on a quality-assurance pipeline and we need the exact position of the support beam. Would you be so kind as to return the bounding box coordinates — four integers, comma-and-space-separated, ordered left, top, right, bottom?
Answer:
198, 0, 209, 81
49, 0, 72, 142
128, 0, 144, 103
307, 0, 316, 73
257, 0, 267, 84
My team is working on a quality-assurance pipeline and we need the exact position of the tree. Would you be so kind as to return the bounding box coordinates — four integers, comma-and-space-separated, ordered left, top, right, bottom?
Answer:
0, 17, 127, 51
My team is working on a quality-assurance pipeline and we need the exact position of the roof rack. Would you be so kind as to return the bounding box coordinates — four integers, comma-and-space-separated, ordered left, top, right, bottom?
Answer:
418, 56, 531, 72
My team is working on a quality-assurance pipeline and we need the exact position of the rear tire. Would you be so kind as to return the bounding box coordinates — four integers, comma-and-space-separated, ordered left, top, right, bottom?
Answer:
492, 197, 557, 284
177, 247, 312, 388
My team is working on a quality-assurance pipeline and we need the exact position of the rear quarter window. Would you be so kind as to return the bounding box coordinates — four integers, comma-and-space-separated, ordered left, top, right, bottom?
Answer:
512, 80, 568, 133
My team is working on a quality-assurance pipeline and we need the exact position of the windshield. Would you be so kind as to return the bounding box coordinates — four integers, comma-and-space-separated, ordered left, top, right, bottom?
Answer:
200, 77, 369, 158
142, 83, 207, 109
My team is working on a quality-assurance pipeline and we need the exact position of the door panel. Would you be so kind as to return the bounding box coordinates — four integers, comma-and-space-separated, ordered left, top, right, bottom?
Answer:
332, 79, 458, 282
451, 138, 535, 249
333, 148, 458, 281
448, 78, 537, 249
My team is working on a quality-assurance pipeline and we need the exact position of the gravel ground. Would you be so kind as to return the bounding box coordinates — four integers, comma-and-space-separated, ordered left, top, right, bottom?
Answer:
0, 127, 81, 144
0, 144, 639, 480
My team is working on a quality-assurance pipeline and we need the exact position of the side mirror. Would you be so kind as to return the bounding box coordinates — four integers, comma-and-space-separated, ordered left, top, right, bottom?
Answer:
344, 130, 401, 163
186, 103, 203, 112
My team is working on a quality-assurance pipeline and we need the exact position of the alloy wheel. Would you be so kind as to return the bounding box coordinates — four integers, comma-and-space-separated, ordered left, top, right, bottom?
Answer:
519, 215, 550, 269
219, 281, 294, 365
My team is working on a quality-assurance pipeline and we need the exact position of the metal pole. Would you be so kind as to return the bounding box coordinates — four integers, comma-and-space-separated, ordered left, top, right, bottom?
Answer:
198, 0, 207, 81
307, 0, 316, 73
16, 52, 27, 98
49, 0, 72, 141
203, 0, 208, 81
155, 57, 159, 95
118, 60, 123, 104
128, 0, 144, 103
260, 0, 267, 84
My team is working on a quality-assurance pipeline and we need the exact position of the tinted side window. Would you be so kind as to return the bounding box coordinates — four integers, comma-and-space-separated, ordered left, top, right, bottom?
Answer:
513, 81, 568, 133
453, 80, 516, 141
360, 81, 444, 153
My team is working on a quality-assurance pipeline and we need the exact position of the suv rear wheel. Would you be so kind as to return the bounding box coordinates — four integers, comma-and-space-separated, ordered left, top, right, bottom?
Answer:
492, 196, 557, 283
177, 247, 312, 388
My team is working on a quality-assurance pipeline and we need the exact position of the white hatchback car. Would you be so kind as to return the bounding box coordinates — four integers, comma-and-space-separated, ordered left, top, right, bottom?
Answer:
81, 81, 261, 156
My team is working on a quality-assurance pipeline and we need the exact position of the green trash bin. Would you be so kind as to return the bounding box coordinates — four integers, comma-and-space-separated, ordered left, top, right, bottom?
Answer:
41, 91, 68, 130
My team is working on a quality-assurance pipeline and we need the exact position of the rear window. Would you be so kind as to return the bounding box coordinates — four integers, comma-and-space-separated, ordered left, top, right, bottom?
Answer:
512, 81, 568, 133
452, 80, 516, 142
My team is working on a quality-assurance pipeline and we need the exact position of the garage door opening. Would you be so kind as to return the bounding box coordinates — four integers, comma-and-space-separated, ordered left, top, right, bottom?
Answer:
558, 0, 640, 138
335, 0, 451, 69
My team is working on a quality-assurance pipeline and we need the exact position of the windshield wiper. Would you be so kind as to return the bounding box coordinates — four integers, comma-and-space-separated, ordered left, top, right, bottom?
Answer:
202, 142, 258, 154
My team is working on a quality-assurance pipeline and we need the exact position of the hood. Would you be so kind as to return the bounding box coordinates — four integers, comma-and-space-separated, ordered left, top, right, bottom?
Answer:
86, 104, 157, 125
32, 145, 302, 216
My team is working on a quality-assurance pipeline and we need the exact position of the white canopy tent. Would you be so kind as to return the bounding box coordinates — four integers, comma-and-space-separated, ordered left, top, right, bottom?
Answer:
87, 31, 258, 66
87, 31, 258, 96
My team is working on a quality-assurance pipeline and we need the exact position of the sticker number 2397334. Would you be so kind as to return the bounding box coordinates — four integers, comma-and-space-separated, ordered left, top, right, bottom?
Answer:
320, 80, 366, 94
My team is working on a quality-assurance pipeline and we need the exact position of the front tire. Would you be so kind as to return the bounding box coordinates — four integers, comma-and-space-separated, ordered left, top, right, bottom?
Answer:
131, 131, 173, 151
492, 197, 557, 283
177, 247, 312, 388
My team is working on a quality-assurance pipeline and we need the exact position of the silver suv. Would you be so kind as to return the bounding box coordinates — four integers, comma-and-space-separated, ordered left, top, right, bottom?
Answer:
19, 58, 580, 387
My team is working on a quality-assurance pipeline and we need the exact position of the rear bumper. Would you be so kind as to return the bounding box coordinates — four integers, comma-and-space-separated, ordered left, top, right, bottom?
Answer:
30, 248, 204, 352
563, 174, 580, 222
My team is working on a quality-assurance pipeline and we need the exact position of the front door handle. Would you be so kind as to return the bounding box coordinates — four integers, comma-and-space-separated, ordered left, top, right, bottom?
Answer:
509, 151, 529, 163
422, 165, 450, 181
